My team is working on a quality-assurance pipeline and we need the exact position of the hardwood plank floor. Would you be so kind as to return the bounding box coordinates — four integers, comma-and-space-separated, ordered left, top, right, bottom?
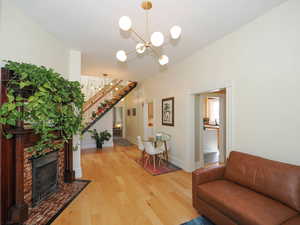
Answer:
52, 145, 199, 225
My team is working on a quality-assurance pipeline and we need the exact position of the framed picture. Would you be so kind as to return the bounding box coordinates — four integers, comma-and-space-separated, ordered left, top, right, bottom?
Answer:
132, 108, 136, 116
162, 97, 174, 126
127, 109, 131, 116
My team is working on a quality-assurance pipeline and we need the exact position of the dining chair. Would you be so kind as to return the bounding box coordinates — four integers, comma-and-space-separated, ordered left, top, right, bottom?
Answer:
156, 132, 171, 163
158, 140, 170, 162
143, 141, 164, 170
136, 136, 145, 165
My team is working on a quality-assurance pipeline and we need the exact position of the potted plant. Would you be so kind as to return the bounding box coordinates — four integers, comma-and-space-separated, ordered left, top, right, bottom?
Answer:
97, 105, 104, 114
0, 61, 84, 157
91, 111, 97, 120
100, 102, 107, 108
88, 129, 112, 149
104, 99, 112, 106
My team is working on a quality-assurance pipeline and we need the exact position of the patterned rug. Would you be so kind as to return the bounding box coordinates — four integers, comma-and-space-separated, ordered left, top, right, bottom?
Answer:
113, 137, 133, 146
181, 216, 215, 225
24, 180, 90, 225
135, 158, 181, 176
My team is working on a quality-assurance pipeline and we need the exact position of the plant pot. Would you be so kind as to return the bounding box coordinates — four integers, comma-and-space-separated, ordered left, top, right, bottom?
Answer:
96, 142, 103, 150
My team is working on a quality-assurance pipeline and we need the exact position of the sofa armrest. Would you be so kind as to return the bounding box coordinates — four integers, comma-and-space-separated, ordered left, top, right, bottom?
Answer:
193, 165, 226, 186
192, 165, 226, 209
281, 215, 300, 225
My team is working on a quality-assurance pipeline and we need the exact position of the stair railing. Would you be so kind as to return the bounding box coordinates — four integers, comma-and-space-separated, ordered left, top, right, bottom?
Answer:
82, 81, 137, 133
83, 79, 123, 113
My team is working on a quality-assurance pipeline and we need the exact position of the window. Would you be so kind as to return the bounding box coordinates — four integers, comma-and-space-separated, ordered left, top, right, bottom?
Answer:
206, 97, 220, 125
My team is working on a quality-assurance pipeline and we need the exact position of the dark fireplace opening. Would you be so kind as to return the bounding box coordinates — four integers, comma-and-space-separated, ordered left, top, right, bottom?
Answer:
31, 151, 59, 206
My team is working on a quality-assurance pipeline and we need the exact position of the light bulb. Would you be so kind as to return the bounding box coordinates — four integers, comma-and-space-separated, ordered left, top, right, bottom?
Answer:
116, 50, 127, 62
159, 55, 169, 66
136, 43, 146, 54
170, 25, 182, 39
151, 32, 164, 47
119, 16, 132, 31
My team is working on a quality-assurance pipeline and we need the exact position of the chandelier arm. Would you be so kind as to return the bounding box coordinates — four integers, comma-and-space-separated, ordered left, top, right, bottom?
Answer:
126, 49, 138, 55
162, 39, 171, 47
130, 28, 147, 44
148, 45, 160, 58
146, 10, 149, 40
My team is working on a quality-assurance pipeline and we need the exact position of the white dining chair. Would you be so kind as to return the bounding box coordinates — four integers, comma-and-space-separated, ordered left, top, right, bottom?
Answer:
158, 140, 170, 162
137, 136, 144, 151
156, 132, 171, 163
136, 136, 145, 165
143, 141, 164, 170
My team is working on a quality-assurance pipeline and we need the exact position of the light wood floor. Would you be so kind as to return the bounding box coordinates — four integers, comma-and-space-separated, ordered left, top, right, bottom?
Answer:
52, 145, 199, 225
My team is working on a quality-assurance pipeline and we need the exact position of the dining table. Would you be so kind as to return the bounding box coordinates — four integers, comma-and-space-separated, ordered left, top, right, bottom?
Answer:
143, 133, 170, 164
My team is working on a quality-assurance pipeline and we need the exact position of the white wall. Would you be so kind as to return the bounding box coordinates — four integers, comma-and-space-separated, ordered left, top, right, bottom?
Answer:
81, 111, 114, 149
124, 86, 145, 145
0, 1, 85, 176
0, 0, 70, 77
126, 0, 300, 170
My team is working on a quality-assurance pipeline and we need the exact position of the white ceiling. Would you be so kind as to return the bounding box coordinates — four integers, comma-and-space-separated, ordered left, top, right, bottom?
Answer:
12, 0, 287, 81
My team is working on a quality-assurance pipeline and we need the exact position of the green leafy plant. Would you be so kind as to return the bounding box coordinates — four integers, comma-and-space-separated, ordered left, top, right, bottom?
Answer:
88, 129, 111, 149
100, 102, 106, 108
104, 99, 112, 106
0, 61, 84, 157
92, 111, 97, 118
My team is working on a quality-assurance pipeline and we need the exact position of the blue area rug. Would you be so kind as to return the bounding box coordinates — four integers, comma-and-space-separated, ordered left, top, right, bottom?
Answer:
181, 216, 215, 225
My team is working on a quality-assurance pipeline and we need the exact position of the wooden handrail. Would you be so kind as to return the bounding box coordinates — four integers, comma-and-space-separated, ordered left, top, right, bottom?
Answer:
83, 79, 123, 113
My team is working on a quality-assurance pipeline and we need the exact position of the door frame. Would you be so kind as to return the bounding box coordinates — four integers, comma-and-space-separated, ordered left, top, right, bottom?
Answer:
185, 81, 233, 172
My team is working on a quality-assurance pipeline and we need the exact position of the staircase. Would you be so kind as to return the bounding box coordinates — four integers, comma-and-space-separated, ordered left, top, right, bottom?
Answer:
81, 80, 137, 134
83, 79, 122, 112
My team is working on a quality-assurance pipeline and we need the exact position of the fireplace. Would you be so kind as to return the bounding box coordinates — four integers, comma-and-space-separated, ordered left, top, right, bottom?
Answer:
31, 151, 59, 206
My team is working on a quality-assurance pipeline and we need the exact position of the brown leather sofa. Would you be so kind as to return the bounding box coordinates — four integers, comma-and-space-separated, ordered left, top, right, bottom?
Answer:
192, 151, 300, 225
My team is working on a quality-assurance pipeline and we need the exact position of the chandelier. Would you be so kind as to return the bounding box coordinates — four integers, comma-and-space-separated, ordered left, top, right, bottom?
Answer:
116, 1, 182, 66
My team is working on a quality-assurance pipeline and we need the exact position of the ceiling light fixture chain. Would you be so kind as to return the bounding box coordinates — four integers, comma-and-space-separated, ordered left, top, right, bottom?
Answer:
116, 1, 182, 66
146, 10, 149, 40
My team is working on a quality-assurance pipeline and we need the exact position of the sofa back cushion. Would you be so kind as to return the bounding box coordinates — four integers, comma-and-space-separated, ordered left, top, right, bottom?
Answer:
224, 151, 300, 211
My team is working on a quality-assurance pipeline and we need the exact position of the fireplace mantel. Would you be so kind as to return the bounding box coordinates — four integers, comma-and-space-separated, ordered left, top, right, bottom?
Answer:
0, 68, 75, 225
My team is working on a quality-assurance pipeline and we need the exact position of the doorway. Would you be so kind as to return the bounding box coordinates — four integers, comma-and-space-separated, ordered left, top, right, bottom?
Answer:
143, 100, 155, 139
195, 89, 227, 168
113, 106, 124, 139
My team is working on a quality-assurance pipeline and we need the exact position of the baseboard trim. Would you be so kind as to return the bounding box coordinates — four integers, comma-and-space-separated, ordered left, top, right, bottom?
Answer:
74, 167, 82, 179
195, 161, 202, 169
81, 143, 113, 149
168, 154, 184, 170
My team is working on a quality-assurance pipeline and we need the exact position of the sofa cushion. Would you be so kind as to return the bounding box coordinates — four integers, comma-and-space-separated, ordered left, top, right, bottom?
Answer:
224, 151, 300, 211
197, 198, 238, 225
198, 180, 298, 225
